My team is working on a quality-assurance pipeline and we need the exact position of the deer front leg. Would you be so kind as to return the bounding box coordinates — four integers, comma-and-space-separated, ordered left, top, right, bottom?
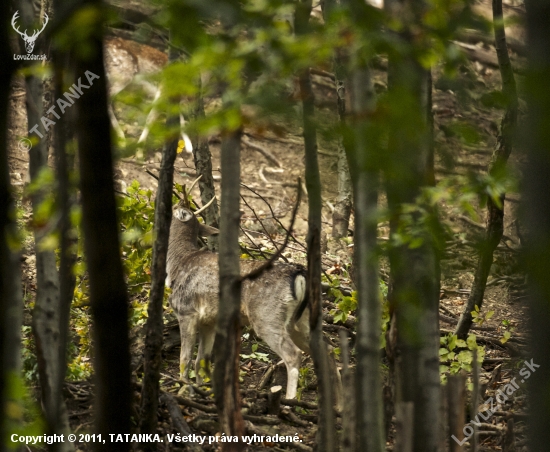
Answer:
178, 316, 198, 381
196, 324, 216, 385
278, 340, 303, 399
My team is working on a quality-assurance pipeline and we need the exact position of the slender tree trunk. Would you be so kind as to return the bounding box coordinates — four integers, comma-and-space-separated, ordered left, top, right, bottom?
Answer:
73, 3, 131, 449
323, 0, 353, 239
296, 3, 336, 450
333, 140, 353, 238
347, 61, 385, 451
139, 41, 179, 446
191, 76, 219, 240
0, 4, 22, 450
523, 0, 550, 449
455, 0, 518, 338
213, 125, 245, 451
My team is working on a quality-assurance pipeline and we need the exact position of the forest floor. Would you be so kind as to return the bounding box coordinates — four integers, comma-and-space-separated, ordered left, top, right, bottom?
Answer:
6, 4, 531, 450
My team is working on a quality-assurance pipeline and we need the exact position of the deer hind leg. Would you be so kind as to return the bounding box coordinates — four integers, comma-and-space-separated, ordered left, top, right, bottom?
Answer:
195, 324, 215, 385
177, 315, 198, 381
275, 338, 303, 399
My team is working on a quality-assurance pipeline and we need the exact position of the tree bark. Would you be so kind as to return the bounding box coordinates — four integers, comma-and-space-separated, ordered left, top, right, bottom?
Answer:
296, 3, 336, 450
385, 4, 441, 450
73, 3, 131, 449
348, 62, 385, 452
191, 76, 220, 243
523, 0, 550, 449
18, 0, 73, 447
323, 0, 353, 239
447, 374, 466, 452
51, 1, 78, 446
213, 125, 245, 451
0, 4, 22, 450
455, 0, 518, 339
139, 42, 179, 446
333, 138, 353, 238
19, 0, 74, 451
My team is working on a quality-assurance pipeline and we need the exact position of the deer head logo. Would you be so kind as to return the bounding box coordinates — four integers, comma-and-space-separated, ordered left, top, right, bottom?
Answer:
11, 11, 49, 54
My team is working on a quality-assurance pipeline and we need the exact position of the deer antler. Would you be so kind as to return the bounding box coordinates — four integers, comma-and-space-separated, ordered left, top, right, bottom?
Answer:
11, 11, 27, 38
193, 196, 216, 215
29, 12, 48, 39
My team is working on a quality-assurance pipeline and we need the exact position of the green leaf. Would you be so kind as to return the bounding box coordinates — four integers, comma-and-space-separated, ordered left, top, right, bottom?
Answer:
466, 334, 477, 350
457, 350, 473, 364
448, 334, 457, 351
500, 331, 511, 344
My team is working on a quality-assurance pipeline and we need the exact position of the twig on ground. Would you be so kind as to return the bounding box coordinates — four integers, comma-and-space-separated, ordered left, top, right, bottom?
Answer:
242, 136, 283, 168
279, 407, 311, 427
173, 395, 217, 413
160, 392, 202, 452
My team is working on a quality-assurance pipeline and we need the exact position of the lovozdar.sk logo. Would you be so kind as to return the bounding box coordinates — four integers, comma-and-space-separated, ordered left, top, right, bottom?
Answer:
11, 10, 48, 60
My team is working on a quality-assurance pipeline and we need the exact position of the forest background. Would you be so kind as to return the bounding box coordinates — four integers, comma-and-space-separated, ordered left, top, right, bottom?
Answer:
1, 0, 550, 451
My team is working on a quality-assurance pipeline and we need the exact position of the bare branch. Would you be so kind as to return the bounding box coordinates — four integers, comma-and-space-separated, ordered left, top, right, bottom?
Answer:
240, 179, 302, 282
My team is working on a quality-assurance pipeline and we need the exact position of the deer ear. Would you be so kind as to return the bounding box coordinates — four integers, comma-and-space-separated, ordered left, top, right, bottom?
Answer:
198, 222, 219, 236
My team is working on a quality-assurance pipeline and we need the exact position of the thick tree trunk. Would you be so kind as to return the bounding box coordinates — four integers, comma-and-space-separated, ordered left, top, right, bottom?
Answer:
385, 16, 441, 452
213, 126, 245, 451
0, 4, 22, 450
73, 3, 131, 449
26, 72, 67, 448
18, 0, 73, 446
50, 5, 78, 446
13, 1, 74, 446
455, 0, 518, 338
52, 59, 77, 452
139, 42, 179, 447
296, 3, 336, 450
523, 0, 550, 449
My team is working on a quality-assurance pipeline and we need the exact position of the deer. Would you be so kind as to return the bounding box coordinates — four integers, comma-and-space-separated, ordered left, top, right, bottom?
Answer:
166, 194, 311, 399
103, 36, 193, 151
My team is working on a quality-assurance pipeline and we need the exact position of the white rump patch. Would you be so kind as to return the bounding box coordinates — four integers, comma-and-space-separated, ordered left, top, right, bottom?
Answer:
294, 275, 306, 302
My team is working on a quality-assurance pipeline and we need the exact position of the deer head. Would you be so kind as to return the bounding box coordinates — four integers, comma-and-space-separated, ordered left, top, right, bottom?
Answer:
12, 11, 49, 54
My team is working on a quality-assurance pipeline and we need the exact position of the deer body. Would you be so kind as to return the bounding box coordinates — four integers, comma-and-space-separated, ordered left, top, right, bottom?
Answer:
167, 206, 310, 399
